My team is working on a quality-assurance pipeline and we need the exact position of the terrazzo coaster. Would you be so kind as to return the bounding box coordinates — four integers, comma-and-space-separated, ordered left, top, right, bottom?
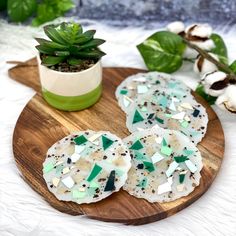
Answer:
126, 89, 208, 144
43, 130, 131, 204
115, 72, 191, 113
123, 126, 203, 203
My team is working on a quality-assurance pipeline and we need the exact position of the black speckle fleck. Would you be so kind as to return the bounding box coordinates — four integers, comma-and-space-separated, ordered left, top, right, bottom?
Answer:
98, 178, 106, 182
137, 164, 144, 169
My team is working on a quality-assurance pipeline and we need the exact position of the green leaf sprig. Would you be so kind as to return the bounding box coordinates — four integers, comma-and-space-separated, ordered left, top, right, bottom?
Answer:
7, 0, 75, 26
7, 0, 37, 22
137, 26, 236, 104
32, 0, 75, 26
137, 31, 186, 73
137, 31, 228, 75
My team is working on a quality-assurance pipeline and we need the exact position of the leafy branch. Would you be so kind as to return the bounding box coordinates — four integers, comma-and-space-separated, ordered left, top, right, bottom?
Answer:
182, 37, 236, 82
136, 25, 236, 106
3, 0, 75, 26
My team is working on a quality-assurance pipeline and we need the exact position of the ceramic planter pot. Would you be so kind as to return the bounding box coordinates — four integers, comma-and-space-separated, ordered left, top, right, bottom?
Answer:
37, 57, 102, 111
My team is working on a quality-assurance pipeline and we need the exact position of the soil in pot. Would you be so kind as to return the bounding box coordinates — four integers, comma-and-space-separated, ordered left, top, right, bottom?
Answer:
41, 54, 97, 72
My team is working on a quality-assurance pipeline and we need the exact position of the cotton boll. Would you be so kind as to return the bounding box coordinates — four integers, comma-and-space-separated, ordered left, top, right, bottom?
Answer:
183, 47, 199, 59
205, 86, 226, 97
201, 71, 228, 97
184, 23, 215, 59
183, 40, 215, 59
193, 24, 212, 38
203, 71, 227, 85
194, 53, 218, 75
216, 85, 236, 113
192, 39, 215, 51
167, 21, 185, 34
185, 24, 212, 39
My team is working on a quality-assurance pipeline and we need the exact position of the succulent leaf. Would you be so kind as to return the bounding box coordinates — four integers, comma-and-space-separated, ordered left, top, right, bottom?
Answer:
35, 38, 68, 50
75, 30, 96, 44
44, 25, 68, 44
78, 39, 106, 50
55, 51, 70, 56
41, 56, 66, 66
83, 30, 96, 38
67, 58, 83, 66
73, 50, 106, 59
36, 45, 56, 55
58, 22, 82, 44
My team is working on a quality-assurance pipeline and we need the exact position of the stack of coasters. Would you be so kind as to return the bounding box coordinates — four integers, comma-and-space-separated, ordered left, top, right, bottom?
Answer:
43, 131, 131, 204
123, 126, 203, 203
116, 72, 208, 144
115, 72, 191, 113
42, 72, 207, 205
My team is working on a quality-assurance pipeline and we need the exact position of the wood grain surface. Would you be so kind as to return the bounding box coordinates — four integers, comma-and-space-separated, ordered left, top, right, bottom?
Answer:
9, 58, 225, 225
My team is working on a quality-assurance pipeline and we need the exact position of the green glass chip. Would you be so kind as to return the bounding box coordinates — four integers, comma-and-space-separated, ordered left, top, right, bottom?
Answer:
120, 89, 128, 95
134, 151, 147, 160
143, 161, 155, 172
181, 120, 189, 128
72, 190, 86, 199
137, 177, 148, 188
130, 140, 144, 150
179, 174, 185, 184
102, 135, 114, 150
161, 146, 172, 156
86, 164, 102, 182
174, 155, 188, 163
132, 110, 144, 124
155, 116, 164, 124
43, 162, 54, 173
74, 135, 87, 145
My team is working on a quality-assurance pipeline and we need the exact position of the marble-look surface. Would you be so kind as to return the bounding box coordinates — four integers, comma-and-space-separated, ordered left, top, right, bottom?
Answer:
71, 0, 236, 26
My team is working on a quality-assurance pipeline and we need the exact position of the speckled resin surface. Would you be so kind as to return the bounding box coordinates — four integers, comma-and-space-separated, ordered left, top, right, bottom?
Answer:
115, 72, 191, 113
123, 126, 203, 203
116, 72, 208, 144
43, 130, 131, 204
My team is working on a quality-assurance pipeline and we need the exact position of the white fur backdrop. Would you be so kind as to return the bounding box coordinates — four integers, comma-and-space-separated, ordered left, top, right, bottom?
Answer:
0, 19, 236, 236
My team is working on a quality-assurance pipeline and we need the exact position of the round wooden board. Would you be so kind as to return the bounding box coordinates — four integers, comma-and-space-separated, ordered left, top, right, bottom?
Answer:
10, 58, 225, 225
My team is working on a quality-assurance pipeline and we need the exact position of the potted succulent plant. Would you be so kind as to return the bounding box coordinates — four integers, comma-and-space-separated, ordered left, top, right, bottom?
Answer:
35, 22, 106, 111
